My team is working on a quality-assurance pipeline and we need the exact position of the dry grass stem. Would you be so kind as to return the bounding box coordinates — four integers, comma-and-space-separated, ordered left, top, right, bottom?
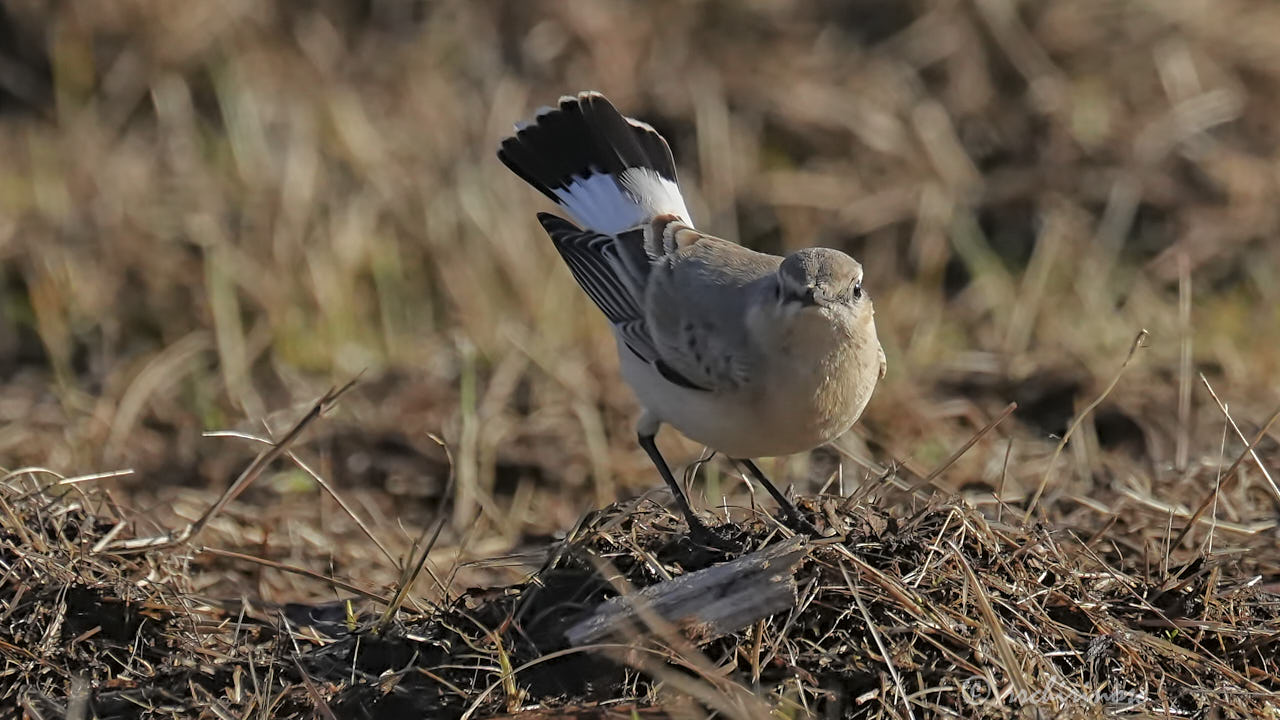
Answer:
1025, 329, 1149, 521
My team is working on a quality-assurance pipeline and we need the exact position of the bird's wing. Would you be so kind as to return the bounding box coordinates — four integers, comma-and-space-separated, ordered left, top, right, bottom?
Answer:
539, 213, 712, 393
540, 213, 777, 394
538, 213, 658, 359
644, 230, 781, 393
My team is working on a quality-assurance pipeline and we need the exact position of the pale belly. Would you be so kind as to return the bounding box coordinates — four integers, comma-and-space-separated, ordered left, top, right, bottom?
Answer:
618, 339, 878, 459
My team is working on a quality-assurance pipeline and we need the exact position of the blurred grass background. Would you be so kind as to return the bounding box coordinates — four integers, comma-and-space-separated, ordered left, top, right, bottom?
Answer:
2, 0, 1278, 600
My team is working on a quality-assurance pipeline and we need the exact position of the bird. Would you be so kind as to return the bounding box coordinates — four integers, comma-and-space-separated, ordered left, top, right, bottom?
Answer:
498, 91, 885, 545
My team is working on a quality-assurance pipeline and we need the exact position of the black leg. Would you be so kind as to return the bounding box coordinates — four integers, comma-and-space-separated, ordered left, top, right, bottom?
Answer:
735, 459, 821, 535
639, 434, 735, 548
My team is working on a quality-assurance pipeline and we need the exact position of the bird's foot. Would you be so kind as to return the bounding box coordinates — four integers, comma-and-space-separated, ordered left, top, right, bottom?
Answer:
686, 517, 745, 552
778, 506, 842, 542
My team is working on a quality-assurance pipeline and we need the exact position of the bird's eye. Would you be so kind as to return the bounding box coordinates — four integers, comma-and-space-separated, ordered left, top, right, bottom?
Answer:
851, 281, 863, 301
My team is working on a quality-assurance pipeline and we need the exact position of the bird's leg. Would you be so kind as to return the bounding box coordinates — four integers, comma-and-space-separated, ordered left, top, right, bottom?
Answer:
638, 434, 736, 549
735, 459, 821, 536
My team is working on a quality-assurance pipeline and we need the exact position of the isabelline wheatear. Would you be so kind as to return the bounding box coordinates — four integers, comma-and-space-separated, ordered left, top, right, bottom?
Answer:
499, 91, 885, 543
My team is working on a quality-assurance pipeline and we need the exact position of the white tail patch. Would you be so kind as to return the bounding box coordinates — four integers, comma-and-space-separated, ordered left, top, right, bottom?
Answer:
553, 168, 691, 236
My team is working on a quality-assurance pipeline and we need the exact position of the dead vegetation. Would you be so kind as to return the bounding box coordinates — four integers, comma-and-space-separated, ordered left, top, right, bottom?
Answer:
3, 0, 1280, 717
3, 458, 1278, 718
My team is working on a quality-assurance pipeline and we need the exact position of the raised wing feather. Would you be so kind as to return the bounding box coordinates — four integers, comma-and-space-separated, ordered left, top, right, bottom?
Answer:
538, 214, 655, 359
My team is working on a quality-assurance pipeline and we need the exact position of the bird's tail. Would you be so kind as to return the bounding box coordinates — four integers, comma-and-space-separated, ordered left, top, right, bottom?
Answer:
498, 91, 691, 236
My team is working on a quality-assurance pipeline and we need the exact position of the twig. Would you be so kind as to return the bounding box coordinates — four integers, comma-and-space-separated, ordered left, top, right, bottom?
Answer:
111, 379, 358, 551
1170, 403, 1280, 550
996, 439, 1013, 523
377, 433, 457, 631
291, 657, 339, 720
843, 563, 917, 720
202, 430, 400, 567
565, 536, 807, 646
1176, 254, 1192, 472
457, 644, 718, 720
200, 547, 392, 605
1025, 329, 1147, 521
953, 545, 1031, 699
569, 551, 778, 720
285, 450, 399, 566
1199, 374, 1280, 503
55, 469, 136, 486
909, 402, 1018, 494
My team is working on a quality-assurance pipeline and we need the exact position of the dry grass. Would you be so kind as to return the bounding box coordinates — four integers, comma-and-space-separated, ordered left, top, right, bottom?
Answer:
2, 0, 1280, 717
3, 470, 1277, 718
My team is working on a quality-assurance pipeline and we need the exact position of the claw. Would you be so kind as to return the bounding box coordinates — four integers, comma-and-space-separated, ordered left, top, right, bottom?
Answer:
687, 518, 744, 552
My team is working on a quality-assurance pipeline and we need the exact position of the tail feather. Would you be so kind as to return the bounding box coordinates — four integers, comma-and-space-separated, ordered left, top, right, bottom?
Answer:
498, 91, 691, 235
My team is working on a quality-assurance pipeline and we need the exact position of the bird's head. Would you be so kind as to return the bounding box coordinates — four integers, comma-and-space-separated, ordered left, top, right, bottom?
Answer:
775, 248, 870, 321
